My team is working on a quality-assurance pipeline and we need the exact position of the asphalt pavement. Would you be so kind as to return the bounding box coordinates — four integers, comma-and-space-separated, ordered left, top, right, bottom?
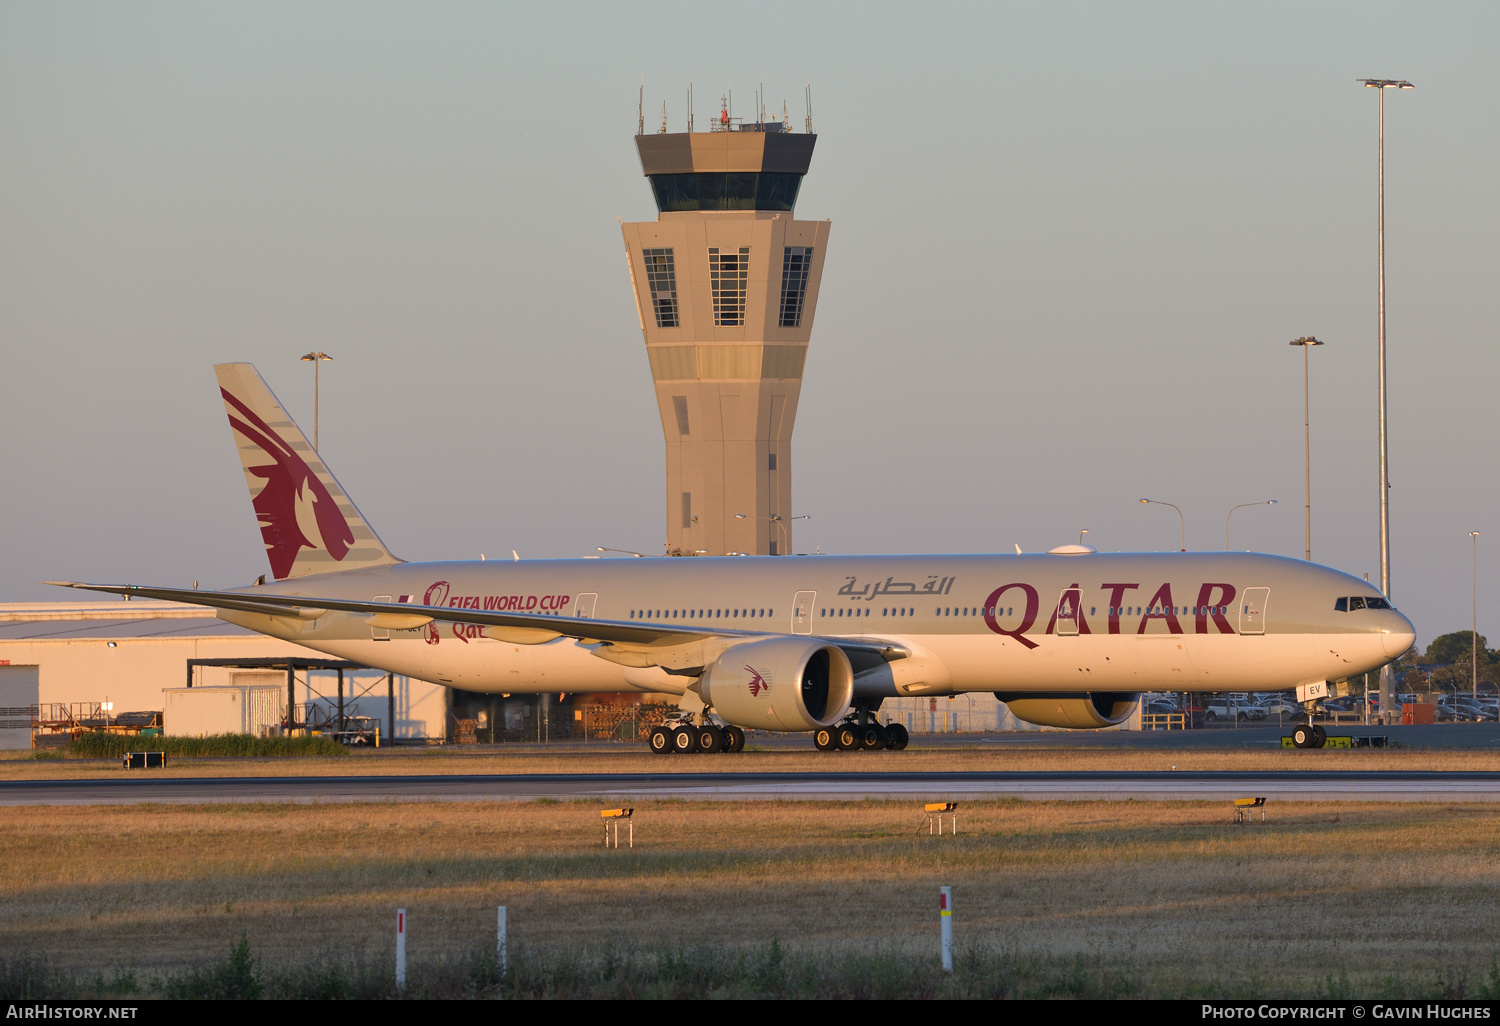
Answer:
6, 768, 1500, 805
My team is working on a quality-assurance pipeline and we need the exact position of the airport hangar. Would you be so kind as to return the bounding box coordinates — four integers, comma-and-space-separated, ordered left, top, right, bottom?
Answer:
0, 600, 449, 748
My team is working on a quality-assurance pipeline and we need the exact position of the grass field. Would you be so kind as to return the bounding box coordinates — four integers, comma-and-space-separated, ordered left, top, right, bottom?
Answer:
5, 743, 1500, 780
4, 798, 1500, 998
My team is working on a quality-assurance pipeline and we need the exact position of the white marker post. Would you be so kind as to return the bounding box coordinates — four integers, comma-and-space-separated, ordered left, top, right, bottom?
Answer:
939, 886, 953, 973
396, 907, 407, 991
497, 905, 508, 983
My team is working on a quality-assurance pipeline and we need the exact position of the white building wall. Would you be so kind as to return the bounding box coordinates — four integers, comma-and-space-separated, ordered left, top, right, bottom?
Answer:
0, 603, 450, 742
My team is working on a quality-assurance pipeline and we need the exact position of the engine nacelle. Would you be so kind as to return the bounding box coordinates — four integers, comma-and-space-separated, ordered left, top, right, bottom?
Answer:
995, 692, 1140, 729
701, 638, 854, 732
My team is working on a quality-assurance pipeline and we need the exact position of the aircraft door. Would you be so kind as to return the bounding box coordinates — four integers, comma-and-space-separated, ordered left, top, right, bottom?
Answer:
371, 595, 392, 640
574, 593, 598, 618
1239, 588, 1269, 635
792, 591, 816, 634
1053, 587, 1081, 637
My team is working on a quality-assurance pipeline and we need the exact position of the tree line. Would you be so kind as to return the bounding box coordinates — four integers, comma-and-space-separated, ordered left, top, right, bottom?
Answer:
1395, 631, 1496, 692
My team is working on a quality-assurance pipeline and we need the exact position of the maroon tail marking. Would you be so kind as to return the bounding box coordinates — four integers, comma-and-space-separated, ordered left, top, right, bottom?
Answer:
221, 387, 354, 580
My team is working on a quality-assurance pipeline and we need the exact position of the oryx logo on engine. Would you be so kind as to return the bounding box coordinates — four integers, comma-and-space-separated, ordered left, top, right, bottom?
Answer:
746, 666, 771, 697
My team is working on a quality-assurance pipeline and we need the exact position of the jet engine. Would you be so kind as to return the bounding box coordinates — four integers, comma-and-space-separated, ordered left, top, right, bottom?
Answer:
701, 638, 854, 732
994, 692, 1140, 729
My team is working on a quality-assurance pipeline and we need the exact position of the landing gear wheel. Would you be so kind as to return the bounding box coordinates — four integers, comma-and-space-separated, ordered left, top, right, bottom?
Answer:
722, 726, 745, 753
858, 724, 886, 751
814, 728, 835, 752
696, 725, 723, 754
1313, 725, 1328, 749
671, 726, 696, 754
649, 727, 673, 755
834, 725, 859, 751
885, 722, 910, 751
1292, 724, 1316, 749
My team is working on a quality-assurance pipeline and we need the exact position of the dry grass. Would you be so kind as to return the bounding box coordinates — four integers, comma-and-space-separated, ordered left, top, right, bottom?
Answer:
5, 743, 1500, 780
4, 798, 1500, 997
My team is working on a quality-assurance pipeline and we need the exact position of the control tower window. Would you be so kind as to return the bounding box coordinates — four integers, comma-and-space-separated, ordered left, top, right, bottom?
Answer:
780, 247, 814, 327
709, 247, 749, 326
642, 248, 679, 328
648, 172, 802, 212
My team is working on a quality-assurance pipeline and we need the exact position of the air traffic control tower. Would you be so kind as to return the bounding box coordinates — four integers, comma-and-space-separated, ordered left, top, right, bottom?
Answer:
621, 115, 829, 556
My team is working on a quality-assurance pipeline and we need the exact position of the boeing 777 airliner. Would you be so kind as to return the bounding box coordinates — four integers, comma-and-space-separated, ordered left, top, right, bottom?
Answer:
52, 364, 1415, 752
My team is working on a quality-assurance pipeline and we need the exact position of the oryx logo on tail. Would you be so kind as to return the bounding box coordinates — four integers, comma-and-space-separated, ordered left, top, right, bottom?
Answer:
222, 388, 354, 580
215, 363, 401, 581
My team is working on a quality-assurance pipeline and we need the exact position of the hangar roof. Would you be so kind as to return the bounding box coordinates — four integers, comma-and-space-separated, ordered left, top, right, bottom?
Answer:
0, 601, 251, 641
0, 618, 257, 641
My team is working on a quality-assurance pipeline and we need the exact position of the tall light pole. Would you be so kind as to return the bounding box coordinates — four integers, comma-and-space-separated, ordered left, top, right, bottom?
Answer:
300, 351, 333, 451
1289, 337, 1323, 559
1225, 500, 1277, 551
1472, 532, 1481, 702
1359, 77, 1412, 723
1139, 499, 1185, 552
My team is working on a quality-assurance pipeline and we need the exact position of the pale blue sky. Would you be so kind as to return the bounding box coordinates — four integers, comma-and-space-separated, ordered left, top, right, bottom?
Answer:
2, 2, 1495, 649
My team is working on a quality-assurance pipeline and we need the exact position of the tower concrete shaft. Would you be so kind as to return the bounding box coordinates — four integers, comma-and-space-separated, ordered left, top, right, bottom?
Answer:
622, 126, 829, 556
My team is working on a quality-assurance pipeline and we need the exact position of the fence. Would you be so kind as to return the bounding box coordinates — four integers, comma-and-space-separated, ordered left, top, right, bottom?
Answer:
452, 703, 677, 744
30, 703, 162, 748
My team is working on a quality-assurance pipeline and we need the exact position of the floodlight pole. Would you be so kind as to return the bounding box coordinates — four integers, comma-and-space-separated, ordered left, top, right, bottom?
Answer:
1360, 77, 1412, 723
1473, 532, 1481, 702
1289, 337, 1322, 559
300, 351, 333, 451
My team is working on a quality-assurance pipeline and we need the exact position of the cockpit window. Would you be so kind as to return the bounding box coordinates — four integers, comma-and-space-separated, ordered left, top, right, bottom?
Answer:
1334, 597, 1348, 612
1366, 597, 1391, 610
1348, 596, 1366, 611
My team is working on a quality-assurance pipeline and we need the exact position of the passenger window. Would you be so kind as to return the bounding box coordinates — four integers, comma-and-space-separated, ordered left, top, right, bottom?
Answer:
1334, 597, 1348, 612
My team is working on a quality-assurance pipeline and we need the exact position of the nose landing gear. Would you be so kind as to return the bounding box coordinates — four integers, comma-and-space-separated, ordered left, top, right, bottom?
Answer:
1292, 722, 1328, 749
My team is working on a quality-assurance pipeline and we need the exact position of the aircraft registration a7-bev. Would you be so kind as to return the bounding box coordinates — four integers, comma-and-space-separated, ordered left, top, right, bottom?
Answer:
53, 365, 1415, 752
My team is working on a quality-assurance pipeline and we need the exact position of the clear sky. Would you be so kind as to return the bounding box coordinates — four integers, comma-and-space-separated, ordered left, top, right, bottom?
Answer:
2, 2, 1495, 650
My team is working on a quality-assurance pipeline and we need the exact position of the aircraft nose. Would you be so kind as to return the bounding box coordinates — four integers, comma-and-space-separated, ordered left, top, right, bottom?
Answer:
1381, 611, 1416, 659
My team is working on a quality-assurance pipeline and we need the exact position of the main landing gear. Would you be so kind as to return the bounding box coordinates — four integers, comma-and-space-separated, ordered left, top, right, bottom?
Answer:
649, 722, 745, 755
813, 721, 909, 752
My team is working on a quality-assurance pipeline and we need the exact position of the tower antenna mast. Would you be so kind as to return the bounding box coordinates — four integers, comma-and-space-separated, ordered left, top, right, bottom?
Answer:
637, 79, 644, 136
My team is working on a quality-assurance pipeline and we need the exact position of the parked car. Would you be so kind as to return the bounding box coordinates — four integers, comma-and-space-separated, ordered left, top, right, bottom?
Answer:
1143, 699, 1179, 715
1256, 696, 1301, 718
1203, 698, 1266, 722
1449, 699, 1494, 722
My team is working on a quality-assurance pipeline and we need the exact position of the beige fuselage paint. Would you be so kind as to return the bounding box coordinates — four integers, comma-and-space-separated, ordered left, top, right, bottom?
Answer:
215, 550, 1413, 700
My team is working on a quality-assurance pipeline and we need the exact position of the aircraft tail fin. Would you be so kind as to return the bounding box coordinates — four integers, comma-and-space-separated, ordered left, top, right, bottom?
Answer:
214, 363, 401, 581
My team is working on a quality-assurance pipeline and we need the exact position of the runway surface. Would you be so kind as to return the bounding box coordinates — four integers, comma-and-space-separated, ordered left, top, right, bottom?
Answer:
7, 770, 1500, 805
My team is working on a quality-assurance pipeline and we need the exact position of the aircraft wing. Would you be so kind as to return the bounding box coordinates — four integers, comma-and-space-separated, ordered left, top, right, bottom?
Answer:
44, 581, 909, 662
